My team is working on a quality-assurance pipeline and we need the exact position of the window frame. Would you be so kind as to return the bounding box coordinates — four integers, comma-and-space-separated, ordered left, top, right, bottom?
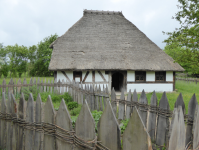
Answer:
73, 71, 82, 82
135, 71, 146, 82
155, 71, 166, 82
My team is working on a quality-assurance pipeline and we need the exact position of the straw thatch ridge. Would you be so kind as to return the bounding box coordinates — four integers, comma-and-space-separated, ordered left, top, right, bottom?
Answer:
49, 9, 184, 71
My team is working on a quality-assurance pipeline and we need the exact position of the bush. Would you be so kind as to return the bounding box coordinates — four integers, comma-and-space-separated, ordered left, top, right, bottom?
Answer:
67, 102, 78, 110
120, 119, 129, 134
70, 104, 82, 116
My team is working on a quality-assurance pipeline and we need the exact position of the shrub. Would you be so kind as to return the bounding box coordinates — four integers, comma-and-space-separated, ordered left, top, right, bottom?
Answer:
70, 104, 82, 116
67, 102, 78, 110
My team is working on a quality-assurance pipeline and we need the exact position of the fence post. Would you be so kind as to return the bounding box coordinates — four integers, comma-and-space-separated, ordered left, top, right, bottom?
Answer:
81, 82, 84, 104
34, 94, 42, 150
8, 78, 14, 95
2, 79, 6, 95
169, 107, 185, 150
90, 84, 94, 111
51, 79, 53, 93
132, 89, 138, 113
56, 99, 73, 149
75, 100, 96, 150
99, 85, 103, 111
37, 77, 40, 91
118, 88, 125, 120
43, 96, 56, 150
97, 101, 121, 150
54, 79, 57, 94
29, 77, 33, 91
106, 84, 109, 103
0, 92, 7, 149
138, 90, 148, 127
111, 87, 117, 116
17, 93, 25, 150
147, 91, 157, 142
123, 107, 152, 150
185, 94, 198, 145
25, 93, 34, 150
6, 93, 11, 150
40, 78, 43, 93
103, 85, 107, 108
47, 79, 50, 92
156, 92, 170, 148
44, 78, 46, 92
193, 104, 199, 149
10, 93, 17, 149
17, 79, 21, 95
126, 89, 132, 119
174, 93, 185, 114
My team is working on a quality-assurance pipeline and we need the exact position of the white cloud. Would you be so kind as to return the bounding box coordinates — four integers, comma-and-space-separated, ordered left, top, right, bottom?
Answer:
0, 0, 180, 49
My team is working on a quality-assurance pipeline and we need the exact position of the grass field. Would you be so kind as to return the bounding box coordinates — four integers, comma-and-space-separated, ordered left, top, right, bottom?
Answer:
0, 77, 53, 85
0, 77, 198, 114
137, 80, 199, 114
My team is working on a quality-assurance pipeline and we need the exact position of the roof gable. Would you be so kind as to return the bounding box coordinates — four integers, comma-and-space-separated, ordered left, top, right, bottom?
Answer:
49, 10, 184, 71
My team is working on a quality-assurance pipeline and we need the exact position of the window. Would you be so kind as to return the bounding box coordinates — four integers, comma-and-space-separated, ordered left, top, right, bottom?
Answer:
135, 71, 146, 82
155, 71, 166, 82
73, 71, 82, 82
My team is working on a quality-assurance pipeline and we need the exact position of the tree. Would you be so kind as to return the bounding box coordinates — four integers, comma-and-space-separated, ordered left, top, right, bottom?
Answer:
30, 34, 58, 76
5, 44, 29, 77
0, 43, 9, 78
163, 0, 199, 74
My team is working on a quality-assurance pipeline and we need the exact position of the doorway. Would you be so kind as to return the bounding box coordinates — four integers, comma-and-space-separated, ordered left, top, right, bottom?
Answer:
112, 72, 124, 92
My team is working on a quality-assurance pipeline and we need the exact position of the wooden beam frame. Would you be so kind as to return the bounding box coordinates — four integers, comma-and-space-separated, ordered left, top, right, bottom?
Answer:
61, 71, 71, 82
98, 71, 107, 82
92, 71, 95, 83
82, 71, 90, 83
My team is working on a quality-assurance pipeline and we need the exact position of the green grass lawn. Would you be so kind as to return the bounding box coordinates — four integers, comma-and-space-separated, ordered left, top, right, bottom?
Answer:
0, 77, 198, 114
136, 80, 199, 114
0, 77, 54, 84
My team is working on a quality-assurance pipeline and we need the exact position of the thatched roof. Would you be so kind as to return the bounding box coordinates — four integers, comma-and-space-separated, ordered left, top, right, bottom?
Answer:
49, 10, 184, 71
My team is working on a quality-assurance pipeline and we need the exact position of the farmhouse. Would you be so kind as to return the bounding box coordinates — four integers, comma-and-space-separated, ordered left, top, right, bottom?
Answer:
49, 9, 184, 92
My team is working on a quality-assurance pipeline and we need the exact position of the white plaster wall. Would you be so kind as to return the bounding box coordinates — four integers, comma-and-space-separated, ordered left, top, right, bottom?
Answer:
127, 84, 173, 92
82, 71, 92, 82
95, 71, 108, 82
127, 71, 135, 81
166, 72, 173, 81
146, 72, 155, 81
57, 71, 74, 82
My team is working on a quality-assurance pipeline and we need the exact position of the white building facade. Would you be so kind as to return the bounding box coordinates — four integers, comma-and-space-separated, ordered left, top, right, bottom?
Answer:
56, 70, 175, 92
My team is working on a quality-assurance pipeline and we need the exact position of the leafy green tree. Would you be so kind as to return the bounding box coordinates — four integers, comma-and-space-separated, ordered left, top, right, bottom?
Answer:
0, 43, 8, 78
30, 34, 58, 76
5, 44, 28, 77
163, 0, 199, 74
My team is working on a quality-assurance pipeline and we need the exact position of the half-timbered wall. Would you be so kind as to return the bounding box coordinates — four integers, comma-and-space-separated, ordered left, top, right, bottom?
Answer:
127, 71, 174, 92
57, 71, 108, 89
57, 71, 174, 92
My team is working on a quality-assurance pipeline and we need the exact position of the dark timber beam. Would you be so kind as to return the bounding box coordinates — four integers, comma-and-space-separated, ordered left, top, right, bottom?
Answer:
98, 71, 107, 82
82, 71, 90, 83
61, 71, 71, 82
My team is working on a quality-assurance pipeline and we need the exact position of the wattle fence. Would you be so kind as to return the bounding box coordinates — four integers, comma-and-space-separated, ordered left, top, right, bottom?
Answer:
0, 77, 199, 149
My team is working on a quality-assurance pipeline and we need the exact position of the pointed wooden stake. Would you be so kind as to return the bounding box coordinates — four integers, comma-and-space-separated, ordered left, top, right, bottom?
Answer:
111, 87, 117, 116
156, 92, 170, 147
98, 101, 121, 150
43, 95, 56, 150
0, 92, 7, 149
25, 93, 34, 150
148, 91, 157, 142
56, 99, 73, 149
75, 100, 95, 150
123, 107, 152, 150
138, 90, 148, 126
126, 89, 132, 119
34, 94, 42, 150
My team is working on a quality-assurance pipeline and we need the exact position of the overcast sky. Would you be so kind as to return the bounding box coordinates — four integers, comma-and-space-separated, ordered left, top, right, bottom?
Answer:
0, 0, 181, 49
